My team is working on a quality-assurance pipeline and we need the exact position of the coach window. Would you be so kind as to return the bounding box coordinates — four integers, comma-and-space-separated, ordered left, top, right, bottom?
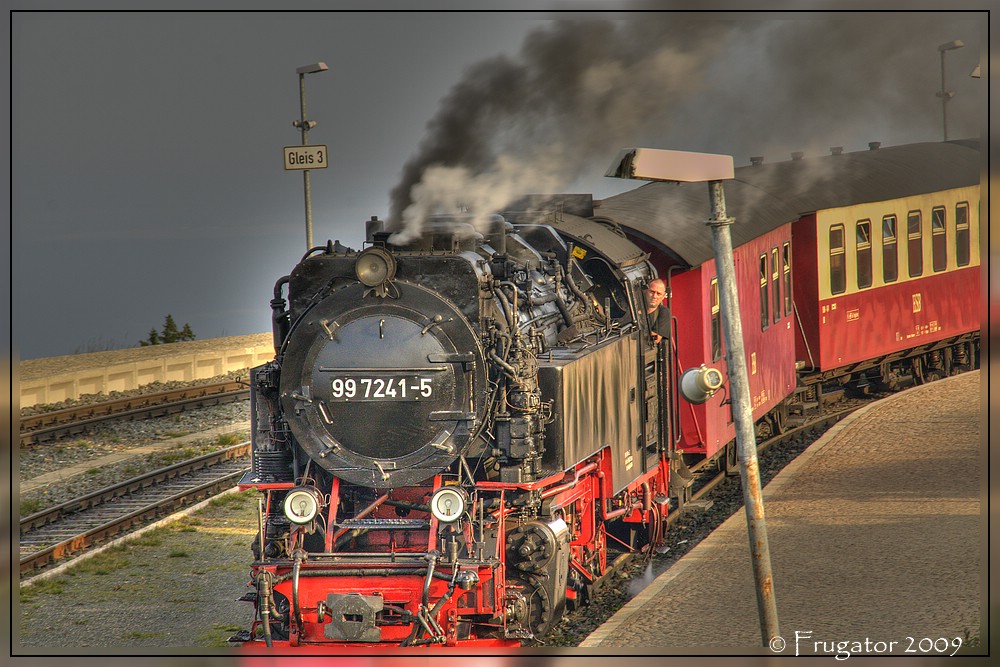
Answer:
955, 202, 970, 267
829, 225, 846, 295
782, 242, 792, 315
907, 211, 923, 277
710, 278, 722, 361
759, 254, 769, 330
771, 247, 780, 323
931, 206, 947, 272
856, 220, 872, 289
882, 215, 898, 283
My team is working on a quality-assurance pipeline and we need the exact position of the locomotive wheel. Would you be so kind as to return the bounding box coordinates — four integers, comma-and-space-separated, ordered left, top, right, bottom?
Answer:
508, 575, 554, 638
256, 590, 291, 641
565, 569, 590, 611
595, 522, 608, 575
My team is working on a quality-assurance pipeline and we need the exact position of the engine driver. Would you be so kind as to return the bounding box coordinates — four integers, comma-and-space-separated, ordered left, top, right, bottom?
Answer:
645, 278, 670, 345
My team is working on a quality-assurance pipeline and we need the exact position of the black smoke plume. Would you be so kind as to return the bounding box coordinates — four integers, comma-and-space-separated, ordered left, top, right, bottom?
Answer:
386, 15, 982, 241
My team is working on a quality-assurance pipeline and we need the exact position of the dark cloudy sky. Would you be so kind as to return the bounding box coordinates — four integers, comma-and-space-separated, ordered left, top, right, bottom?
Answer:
9, 9, 987, 360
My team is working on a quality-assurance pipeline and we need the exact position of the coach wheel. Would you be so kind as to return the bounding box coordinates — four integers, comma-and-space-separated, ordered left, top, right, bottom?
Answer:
925, 369, 946, 383
755, 418, 773, 442
773, 403, 789, 434
724, 442, 739, 477
950, 344, 972, 375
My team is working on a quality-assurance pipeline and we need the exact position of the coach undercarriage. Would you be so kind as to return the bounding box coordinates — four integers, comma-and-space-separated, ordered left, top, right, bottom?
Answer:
675, 332, 980, 485
789, 333, 979, 410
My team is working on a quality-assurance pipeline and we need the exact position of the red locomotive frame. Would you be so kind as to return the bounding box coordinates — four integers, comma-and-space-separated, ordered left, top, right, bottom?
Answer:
239, 448, 670, 648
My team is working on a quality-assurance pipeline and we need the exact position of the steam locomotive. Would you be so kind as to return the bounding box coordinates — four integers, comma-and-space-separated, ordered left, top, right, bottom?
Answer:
235, 139, 980, 649
237, 208, 676, 648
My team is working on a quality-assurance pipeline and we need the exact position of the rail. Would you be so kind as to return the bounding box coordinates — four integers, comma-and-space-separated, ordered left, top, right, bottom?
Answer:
19, 442, 251, 577
19, 381, 249, 447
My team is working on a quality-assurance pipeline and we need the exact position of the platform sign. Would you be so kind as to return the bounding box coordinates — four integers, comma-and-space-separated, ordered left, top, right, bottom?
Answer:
283, 145, 328, 170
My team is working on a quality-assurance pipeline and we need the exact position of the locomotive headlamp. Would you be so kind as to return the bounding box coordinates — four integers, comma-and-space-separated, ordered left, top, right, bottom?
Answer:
679, 364, 725, 405
355, 247, 397, 287
283, 486, 324, 525
430, 487, 467, 523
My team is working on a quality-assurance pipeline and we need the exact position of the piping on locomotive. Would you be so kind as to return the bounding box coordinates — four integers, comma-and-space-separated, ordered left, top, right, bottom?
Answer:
237, 208, 675, 647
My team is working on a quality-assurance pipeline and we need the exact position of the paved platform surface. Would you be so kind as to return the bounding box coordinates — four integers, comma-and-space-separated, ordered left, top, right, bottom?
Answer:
582, 370, 983, 656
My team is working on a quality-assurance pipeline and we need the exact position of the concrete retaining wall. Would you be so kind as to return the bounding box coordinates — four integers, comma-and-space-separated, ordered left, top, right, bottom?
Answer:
19, 334, 275, 408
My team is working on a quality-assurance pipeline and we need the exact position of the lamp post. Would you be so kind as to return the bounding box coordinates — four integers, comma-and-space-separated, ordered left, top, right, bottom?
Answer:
294, 62, 328, 250
937, 40, 964, 141
606, 147, 780, 647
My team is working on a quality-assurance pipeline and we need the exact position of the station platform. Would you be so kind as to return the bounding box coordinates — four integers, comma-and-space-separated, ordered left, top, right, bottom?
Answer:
581, 370, 984, 657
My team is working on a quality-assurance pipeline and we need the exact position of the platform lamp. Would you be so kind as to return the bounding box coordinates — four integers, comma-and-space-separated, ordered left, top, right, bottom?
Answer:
295, 62, 328, 250
605, 147, 780, 647
937, 40, 964, 141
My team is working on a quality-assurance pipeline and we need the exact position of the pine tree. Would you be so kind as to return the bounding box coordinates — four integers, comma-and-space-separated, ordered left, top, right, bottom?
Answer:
162, 314, 180, 343
139, 315, 195, 346
140, 327, 160, 347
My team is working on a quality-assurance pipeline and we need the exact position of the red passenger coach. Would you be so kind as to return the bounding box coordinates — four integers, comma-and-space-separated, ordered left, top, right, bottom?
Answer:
629, 226, 797, 460
594, 139, 981, 467
794, 187, 981, 378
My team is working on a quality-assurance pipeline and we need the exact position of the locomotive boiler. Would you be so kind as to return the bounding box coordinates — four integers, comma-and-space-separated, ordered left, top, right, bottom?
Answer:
237, 205, 675, 648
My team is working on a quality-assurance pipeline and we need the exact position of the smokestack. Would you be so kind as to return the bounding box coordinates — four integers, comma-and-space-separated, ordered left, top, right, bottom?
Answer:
750, 156, 764, 166
868, 141, 881, 150
365, 216, 384, 242
791, 151, 804, 161
830, 146, 843, 155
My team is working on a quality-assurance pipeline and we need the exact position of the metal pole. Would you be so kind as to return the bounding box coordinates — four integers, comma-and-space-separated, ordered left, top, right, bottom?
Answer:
298, 72, 313, 250
940, 50, 948, 141
706, 180, 780, 645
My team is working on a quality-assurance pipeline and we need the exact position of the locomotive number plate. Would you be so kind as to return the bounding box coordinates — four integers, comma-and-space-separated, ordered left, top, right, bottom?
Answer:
328, 375, 435, 401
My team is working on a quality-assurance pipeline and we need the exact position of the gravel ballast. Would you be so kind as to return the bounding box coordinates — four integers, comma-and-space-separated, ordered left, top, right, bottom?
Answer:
19, 375, 252, 515
17, 490, 260, 650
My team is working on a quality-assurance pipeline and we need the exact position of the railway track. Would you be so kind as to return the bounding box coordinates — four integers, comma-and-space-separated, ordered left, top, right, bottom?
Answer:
19, 381, 249, 447
19, 442, 251, 578
16, 393, 862, 584
680, 401, 861, 509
